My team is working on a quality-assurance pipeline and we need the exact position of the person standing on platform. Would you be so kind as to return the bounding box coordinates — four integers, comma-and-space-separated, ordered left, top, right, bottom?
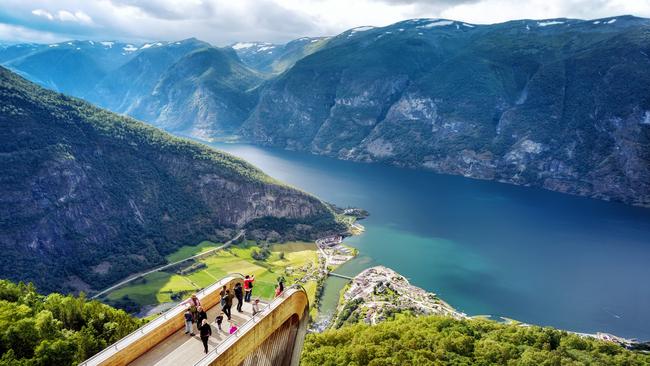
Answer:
243, 275, 255, 302
197, 306, 208, 327
184, 307, 194, 336
183, 294, 202, 334
199, 319, 212, 354
219, 285, 227, 308
215, 311, 224, 331
234, 282, 244, 313
252, 298, 261, 315
222, 289, 233, 320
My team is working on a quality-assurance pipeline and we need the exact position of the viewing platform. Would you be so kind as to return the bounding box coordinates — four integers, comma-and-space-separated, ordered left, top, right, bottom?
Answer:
81, 274, 309, 366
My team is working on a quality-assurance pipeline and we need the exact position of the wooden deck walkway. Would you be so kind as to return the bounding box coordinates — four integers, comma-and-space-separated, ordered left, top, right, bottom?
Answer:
129, 300, 261, 366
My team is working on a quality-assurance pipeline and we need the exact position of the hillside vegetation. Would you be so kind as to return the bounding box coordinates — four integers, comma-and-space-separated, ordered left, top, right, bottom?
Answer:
0, 66, 344, 293
301, 315, 650, 366
0, 279, 141, 366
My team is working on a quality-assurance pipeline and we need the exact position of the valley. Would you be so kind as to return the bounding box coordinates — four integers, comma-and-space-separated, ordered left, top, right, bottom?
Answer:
1, 9, 650, 364
100, 240, 321, 315
2, 16, 649, 206
205, 140, 650, 340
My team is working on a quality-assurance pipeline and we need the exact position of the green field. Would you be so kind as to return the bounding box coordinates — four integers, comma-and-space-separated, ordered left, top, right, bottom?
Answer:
165, 240, 221, 262
103, 240, 319, 313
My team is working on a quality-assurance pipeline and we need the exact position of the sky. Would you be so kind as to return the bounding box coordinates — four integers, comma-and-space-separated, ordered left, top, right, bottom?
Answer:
0, 0, 649, 45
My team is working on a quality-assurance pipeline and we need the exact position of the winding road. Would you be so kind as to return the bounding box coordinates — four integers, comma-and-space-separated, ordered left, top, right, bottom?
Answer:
90, 230, 245, 299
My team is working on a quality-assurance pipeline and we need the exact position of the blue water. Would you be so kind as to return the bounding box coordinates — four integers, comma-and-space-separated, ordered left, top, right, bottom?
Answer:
206, 141, 650, 340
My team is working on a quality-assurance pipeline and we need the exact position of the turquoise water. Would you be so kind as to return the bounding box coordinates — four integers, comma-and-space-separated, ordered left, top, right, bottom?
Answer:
207, 141, 650, 340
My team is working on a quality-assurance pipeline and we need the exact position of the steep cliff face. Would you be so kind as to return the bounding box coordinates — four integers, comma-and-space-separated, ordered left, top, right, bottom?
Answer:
0, 67, 343, 293
242, 17, 650, 206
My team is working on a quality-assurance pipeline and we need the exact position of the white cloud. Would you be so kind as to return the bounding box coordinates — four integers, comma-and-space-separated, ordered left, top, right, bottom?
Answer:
4, 0, 650, 45
58, 10, 93, 24
31, 9, 53, 20
439, 0, 650, 24
30, 8, 93, 24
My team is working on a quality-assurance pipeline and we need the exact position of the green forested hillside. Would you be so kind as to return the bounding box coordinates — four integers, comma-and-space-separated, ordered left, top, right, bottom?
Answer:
0, 279, 141, 366
301, 315, 650, 366
0, 66, 343, 293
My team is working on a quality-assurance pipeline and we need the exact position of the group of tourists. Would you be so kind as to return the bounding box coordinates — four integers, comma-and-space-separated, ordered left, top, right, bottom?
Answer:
182, 274, 257, 354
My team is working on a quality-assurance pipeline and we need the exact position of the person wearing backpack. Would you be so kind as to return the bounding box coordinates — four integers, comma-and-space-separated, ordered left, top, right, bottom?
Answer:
243, 275, 255, 302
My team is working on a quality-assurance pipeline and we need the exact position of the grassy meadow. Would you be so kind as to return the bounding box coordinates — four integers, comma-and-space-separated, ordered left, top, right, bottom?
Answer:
103, 240, 319, 313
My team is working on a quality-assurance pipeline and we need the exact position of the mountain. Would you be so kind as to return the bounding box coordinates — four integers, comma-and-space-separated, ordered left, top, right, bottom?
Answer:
125, 46, 262, 137
0, 38, 264, 139
231, 37, 329, 74
0, 66, 344, 293
2, 40, 140, 96
242, 16, 650, 206
89, 38, 212, 113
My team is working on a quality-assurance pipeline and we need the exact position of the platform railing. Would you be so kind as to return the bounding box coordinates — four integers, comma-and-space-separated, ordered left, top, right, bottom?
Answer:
79, 273, 245, 366
193, 284, 308, 366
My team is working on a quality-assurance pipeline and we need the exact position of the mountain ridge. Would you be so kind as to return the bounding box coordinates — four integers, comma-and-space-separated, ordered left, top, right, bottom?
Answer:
242, 15, 650, 206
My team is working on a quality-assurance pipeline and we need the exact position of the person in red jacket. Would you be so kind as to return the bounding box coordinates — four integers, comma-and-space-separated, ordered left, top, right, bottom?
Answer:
243, 275, 255, 302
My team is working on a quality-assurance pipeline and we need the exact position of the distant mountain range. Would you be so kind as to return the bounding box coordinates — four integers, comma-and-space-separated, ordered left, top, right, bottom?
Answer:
230, 37, 329, 74
2, 15, 649, 206
0, 66, 343, 293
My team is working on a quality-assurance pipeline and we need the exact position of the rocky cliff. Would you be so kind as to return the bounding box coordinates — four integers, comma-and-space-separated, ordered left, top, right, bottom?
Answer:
242, 16, 650, 206
0, 67, 343, 293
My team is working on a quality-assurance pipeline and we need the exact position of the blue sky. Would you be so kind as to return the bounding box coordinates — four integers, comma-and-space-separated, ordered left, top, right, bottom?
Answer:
1, 0, 649, 45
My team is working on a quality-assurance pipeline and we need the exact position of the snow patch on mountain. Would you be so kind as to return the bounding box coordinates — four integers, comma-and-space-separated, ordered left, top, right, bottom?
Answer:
348, 26, 375, 37
418, 20, 454, 28
232, 42, 255, 50
538, 20, 564, 27
100, 41, 114, 47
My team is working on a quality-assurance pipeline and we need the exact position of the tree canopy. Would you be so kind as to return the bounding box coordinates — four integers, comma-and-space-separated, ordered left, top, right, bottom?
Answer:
0, 280, 141, 366
302, 314, 650, 366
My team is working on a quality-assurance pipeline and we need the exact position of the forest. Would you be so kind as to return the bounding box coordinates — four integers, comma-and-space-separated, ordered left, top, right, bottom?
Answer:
302, 314, 650, 365
0, 280, 141, 365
